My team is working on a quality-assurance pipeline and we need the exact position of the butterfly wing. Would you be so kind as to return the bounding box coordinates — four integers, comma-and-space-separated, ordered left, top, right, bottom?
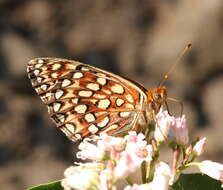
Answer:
27, 58, 148, 141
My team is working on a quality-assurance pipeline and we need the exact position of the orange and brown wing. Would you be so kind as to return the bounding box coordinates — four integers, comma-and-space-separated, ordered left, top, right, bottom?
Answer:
27, 58, 147, 141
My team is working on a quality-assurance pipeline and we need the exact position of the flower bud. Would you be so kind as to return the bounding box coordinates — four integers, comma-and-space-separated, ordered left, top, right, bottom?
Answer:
173, 115, 189, 146
192, 137, 206, 156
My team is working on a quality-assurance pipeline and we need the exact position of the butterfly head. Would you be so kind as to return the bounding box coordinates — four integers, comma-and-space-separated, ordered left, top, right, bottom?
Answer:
147, 86, 167, 114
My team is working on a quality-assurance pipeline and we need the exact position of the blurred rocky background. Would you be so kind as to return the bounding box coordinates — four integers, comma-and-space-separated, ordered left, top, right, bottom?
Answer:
0, 0, 223, 189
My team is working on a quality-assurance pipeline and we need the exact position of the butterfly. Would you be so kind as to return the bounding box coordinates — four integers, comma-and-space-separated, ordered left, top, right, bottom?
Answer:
27, 58, 167, 142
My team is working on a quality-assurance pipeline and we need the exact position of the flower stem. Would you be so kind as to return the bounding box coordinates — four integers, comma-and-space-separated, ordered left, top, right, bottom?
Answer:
146, 159, 156, 182
141, 161, 147, 183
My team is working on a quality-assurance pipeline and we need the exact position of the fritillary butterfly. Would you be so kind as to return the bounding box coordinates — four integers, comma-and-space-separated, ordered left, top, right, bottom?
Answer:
27, 58, 167, 142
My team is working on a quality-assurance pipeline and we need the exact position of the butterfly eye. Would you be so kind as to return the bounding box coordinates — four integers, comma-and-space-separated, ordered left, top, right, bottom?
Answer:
153, 93, 162, 101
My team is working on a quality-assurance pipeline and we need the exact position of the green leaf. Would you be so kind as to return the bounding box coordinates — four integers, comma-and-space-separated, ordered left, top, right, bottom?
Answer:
171, 173, 223, 190
27, 180, 64, 190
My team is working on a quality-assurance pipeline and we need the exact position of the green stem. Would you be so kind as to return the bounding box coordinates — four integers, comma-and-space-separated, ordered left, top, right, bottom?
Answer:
141, 161, 147, 183
146, 159, 156, 182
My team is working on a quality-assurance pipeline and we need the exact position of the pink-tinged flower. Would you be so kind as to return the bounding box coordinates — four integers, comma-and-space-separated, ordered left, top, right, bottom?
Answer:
125, 132, 153, 162
154, 109, 175, 143
151, 162, 172, 190
61, 164, 101, 190
192, 137, 206, 156
114, 151, 137, 178
135, 144, 153, 162
125, 131, 146, 145
114, 132, 153, 178
173, 115, 189, 145
76, 141, 105, 161
99, 133, 126, 152
155, 109, 189, 146
198, 160, 223, 183
124, 184, 151, 190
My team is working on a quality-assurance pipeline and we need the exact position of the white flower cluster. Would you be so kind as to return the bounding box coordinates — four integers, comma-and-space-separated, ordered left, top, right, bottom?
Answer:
61, 109, 223, 190
62, 132, 154, 190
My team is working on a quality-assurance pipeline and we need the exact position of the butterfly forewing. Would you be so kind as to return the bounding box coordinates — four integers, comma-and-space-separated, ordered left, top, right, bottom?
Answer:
27, 58, 148, 141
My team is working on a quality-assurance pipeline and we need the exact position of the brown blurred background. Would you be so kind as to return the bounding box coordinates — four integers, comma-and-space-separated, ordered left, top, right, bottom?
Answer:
0, 0, 223, 189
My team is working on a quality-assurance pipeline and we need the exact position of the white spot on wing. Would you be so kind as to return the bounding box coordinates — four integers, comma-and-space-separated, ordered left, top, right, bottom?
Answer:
36, 63, 43, 68
66, 64, 77, 70
119, 112, 131, 117
78, 90, 93, 97
34, 69, 40, 75
97, 99, 111, 109
81, 67, 90, 71
73, 72, 83, 79
72, 98, 78, 104
52, 63, 61, 71
84, 113, 95, 122
45, 92, 53, 99
103, 124, 119, 133
37, 77, 43, 83
75, 104, 87, 114
62, 79, 71, 87
65, 123, 76, 133
40, 84, 48, 90
88, 124, 98, 134
53, 102, 62, 112
116, 98, 124, 106
98, 117, 110, 128
55, 89, 64, 99
126, 94, 134, 103
111, 84, 124, 94
126, 104, 134, 109
97, 77, 106, 85
35, 87, 41, 93
38, 59, 44, 64
51, 72, 59, 78
86, 83, 100, 91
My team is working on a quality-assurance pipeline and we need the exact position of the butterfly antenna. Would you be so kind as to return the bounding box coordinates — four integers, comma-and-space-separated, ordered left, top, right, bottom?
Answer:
158, 42, 192, 86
